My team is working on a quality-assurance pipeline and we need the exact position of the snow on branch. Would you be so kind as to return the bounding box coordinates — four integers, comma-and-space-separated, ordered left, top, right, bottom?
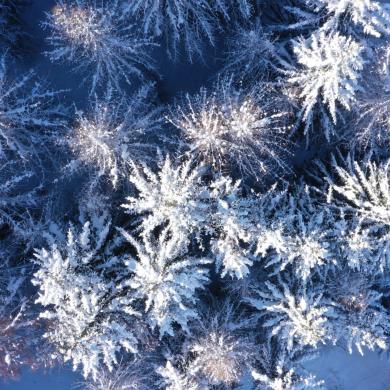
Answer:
68, 85, 162, 187
120, 228, 210, 338
33, 213, 140, 379
286, 31, 364, 141
43, 0, 156, 94
170, 77, 292, 180
124, 0, 251, 61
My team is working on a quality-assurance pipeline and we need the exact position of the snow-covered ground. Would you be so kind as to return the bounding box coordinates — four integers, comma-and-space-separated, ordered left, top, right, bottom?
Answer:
3, 347, 390, 389
304, 346, 390, 389
3, 367, 81, 390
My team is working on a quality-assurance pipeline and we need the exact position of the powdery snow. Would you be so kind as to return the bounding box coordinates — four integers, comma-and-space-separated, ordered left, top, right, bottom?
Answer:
304, 346, 390, 389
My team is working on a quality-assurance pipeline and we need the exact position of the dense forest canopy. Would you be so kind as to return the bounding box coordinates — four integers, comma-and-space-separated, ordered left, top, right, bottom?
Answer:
1, 0, 390, 389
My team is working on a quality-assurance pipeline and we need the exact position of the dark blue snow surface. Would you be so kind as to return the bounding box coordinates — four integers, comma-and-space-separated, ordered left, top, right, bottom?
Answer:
3, 367, 81, 390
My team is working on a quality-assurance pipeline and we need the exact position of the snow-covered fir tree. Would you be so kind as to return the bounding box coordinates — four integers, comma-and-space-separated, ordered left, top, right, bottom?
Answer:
157, 301, 255, 388
83, 358, 154, 390
208, 176, 258, 279
251, 340, 323, 390
286, 0, 390, 38
187, 305, 255, 387
124, 159, 261, 279
156, 360, 199, 390
0, 55, 64, 257
119, 228, 210, 337
246, 273, 330, 351
214, 0, 252, 21
0, 268, 46, 379
0, 55, 65, 159
312, 154, 390, 276
32, 212, 141, 379
0, 1, 26, 52
354, 46, 390, 150
327, 156, 390, 228
223, 19, 278, 82
255, 185, 337, 281
286, 31, 364, 141
68, 85, 161, 187
124, 0, 251, 61
122, 156, 209, 244
170, 77, 292, 179
43, 0, 156, 94
323, 269, 390, 355
252, 364, 322, 389
310, 153, 390, 271
0, 159, 40, 249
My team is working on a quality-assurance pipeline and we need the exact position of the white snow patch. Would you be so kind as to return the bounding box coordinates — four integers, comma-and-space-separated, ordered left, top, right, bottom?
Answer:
304, 346, 390, 389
